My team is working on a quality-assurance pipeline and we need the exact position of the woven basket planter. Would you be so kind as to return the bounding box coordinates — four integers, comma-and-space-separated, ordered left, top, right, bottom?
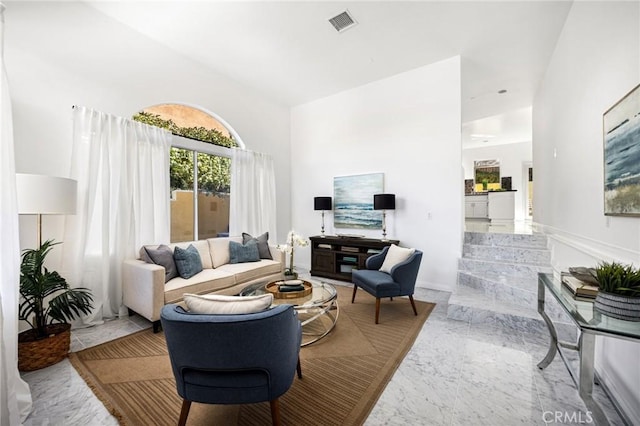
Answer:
18, 323, 71, 371
594, 292, 640, 322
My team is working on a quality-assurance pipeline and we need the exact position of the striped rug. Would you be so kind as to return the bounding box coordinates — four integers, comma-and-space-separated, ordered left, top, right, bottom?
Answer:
70, 285, 435, 425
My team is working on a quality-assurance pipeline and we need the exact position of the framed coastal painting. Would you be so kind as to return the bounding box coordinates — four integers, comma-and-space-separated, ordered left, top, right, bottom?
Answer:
334, 173, 383, 229
603, 83, 640, 216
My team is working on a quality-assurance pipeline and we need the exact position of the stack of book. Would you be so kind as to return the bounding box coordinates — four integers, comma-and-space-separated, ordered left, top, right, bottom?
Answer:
561, 274, 599, 299
277, 279, 305, 292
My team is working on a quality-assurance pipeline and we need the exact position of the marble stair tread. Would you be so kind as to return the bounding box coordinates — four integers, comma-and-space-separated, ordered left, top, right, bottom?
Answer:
463, 232, 548, 249
458, 257, 553, 277
448, 285, 540, 320
458, 270, 538, 292
462, 243, 551, 265
446, 287, 554, 334
457, 270, 570, 323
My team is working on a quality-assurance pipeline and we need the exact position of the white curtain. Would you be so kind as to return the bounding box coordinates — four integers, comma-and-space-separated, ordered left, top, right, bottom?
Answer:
229, 148, 277, 240
63, 106, 171, 323
0, 4, 33, 424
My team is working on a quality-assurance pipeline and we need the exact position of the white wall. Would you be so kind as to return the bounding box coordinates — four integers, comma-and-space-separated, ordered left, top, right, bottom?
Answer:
462, 141, 532, 221
291, 57, 462, 291
4, 1, 291, 251
533, 1, 640, 421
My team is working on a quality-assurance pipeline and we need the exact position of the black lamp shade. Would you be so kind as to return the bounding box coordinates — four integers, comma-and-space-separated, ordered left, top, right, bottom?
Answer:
374, 194, 395, 210
314, 196, 332, 211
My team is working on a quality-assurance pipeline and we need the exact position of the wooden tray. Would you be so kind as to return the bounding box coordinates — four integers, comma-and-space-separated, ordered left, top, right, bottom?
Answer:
266, 280, 313, 299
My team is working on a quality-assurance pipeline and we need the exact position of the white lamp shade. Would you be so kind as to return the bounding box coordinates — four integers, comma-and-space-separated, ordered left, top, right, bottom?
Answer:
16, 173, 77, 215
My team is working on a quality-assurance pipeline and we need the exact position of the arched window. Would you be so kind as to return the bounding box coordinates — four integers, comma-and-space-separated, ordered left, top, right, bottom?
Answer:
133, 103, 241, 242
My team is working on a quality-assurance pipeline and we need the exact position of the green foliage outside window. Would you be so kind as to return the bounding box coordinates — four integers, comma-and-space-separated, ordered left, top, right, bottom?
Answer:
133, 111, 235, 194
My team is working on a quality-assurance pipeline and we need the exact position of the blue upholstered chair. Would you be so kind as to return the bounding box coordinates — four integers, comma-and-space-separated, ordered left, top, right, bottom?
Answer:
160, 304, 302, 426
351, 246, 423, 324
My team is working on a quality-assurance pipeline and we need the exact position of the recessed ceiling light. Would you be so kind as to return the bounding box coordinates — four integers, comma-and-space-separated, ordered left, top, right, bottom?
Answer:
498, 89, 507, 94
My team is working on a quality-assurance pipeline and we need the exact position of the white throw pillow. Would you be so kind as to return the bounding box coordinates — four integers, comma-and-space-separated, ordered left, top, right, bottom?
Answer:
183, 293, 273, 315
379, 244, 416, 274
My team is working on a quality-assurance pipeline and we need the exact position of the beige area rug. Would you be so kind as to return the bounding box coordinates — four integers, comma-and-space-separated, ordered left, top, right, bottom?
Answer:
70, 285, 435, 426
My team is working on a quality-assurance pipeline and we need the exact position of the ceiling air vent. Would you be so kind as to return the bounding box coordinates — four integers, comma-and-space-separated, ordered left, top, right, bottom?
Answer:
328, 10, 357, 33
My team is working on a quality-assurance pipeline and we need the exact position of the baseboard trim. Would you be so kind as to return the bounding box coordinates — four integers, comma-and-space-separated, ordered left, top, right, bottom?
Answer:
595, 369, 636, 426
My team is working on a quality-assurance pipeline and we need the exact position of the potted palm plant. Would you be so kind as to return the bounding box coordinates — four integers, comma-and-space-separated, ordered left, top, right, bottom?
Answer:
18, 239, 93, 371
592, 261, 640, 321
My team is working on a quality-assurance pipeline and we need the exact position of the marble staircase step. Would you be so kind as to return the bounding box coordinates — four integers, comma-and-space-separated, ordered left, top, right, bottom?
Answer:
447, 285, 545, 332
462, 243, 551, 265
457, 270, 570, 322
458, 257, 553, 278
447, 286, 575, 338
464, 231, 548, 249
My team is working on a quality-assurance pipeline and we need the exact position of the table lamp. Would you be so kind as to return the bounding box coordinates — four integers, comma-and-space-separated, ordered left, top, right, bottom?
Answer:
373, 193, 395, 240
314, 196, 332, 237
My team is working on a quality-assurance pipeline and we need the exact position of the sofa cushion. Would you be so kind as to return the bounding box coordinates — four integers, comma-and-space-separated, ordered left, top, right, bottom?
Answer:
174, 245, 203, 279
208, 236, 243, 268
170, 240, 213, 269
139, 244, 178, 283
183, 293, 273, 315
229, 240, 260, 264
216, 259, 282, 284
242, 232, 273, 260
164, 269, 236, 304
379, 244, 416, 274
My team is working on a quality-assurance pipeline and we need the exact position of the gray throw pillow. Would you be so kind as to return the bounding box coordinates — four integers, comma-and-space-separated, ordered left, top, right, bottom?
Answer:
140, 245, 178, 283
242, 232, 272, 260
229, 240, 260, 264
173, 244, 203, 279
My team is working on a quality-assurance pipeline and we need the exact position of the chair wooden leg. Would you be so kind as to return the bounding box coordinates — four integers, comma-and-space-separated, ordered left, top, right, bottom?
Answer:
351, 285, 358, 303
409, 295, 418, 316
178, 399, 191, 426
375, 298, 381, 324
270, 398, 281, 426
297, 358, 303, 379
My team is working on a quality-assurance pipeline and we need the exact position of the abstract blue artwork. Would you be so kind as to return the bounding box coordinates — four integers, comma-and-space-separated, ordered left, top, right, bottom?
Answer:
334, 173, 383, 229
604, 83, 640, 216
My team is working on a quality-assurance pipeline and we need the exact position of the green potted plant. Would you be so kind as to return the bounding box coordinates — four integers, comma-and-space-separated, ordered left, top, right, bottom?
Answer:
592, 261, 640, 321
18, 239, 94, 371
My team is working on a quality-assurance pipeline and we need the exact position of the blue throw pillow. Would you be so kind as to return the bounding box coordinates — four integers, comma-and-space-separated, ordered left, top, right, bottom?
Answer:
173, 244, 203, 279
229, 240, 260, 264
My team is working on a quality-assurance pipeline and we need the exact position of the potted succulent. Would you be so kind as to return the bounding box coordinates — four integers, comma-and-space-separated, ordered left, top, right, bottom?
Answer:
592, 261, 640, 321
18, 239, 93, 371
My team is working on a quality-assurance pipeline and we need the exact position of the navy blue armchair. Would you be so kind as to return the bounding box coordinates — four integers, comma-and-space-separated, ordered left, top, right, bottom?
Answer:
160, 303, 302, 426
351, 246, 423, 324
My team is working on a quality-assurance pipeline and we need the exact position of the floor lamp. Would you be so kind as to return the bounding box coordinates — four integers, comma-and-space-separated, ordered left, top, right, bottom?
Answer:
374, 193, 395, 241
16, 174, 77, 248
314, 196, 332, 237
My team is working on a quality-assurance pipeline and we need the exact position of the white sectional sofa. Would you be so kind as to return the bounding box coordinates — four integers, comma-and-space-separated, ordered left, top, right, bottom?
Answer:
123, 236, 284, 332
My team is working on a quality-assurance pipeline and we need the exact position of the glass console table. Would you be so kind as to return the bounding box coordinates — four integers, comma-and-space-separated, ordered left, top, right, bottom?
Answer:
537, 273, 640, 425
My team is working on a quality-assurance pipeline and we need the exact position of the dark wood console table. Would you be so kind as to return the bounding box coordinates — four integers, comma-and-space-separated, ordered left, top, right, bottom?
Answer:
310, 235, 399, 282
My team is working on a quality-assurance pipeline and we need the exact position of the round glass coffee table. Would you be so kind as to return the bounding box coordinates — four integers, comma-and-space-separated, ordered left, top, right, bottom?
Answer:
240, 279, 338, 346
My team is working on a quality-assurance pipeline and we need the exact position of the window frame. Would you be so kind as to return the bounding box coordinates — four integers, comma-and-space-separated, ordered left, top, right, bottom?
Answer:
171, 134, 234, 241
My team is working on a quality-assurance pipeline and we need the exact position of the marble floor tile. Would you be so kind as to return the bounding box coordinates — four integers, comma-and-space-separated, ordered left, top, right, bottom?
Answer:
21, 297, 626, 426
21, 359, 118, 426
